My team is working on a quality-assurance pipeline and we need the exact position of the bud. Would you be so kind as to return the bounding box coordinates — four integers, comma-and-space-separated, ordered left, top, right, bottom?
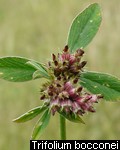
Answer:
52, 54, 56, 61
76, 49, 84, 56
48, 61, 51, 67
54, 68, 61, 77
63, 61, 67, 66
88, 107, 96, 112
76, 57, 81, 62
97, 94, 104, 99
73, 78, 79, 84
51, 106, 59, 115
63, 45, 68, 52
79, 61, 87, 68
48, 91, 53, 96
40, 95, 45, 100
54, 60, 58, 66
57, 83, 61, 87
77, 87, 83, 93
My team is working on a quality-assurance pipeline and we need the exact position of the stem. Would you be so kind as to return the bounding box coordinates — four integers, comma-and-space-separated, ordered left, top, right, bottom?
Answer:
60, 115, 66, 140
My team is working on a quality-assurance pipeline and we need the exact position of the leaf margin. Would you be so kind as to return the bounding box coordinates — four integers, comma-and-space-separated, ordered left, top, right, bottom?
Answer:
67, 3, 102, 52
13, 104, 47, 123
31, 108, 51, 140
80, 71, 120, 101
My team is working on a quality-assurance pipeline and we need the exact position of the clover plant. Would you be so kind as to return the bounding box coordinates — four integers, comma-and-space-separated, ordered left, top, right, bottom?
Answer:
0, 3, 120, 140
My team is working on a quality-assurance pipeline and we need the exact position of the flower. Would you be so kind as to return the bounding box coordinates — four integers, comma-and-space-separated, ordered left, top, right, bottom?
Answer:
40, 46, 102, 116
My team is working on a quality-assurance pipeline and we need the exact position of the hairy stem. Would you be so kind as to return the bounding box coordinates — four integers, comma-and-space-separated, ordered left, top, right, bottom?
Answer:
60, 115, 66, 140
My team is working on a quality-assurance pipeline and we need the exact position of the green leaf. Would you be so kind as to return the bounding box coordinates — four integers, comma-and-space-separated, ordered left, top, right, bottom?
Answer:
13, 105, 47, 123
0, 56, 49, 82
58, 110, 85, 124
68, 3, 102, 52
26, 61, 50, 79
31, 109, 51, 140
80, 71, 120, 101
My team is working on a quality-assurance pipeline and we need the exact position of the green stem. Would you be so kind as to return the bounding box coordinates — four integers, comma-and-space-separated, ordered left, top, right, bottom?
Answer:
60, 115, 66, 140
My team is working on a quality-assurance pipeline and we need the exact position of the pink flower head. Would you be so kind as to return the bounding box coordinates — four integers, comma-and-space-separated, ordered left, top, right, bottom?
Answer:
40, 46, 102, 117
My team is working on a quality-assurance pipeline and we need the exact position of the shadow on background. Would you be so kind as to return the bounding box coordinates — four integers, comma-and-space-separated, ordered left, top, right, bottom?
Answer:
0, 0, 120, 149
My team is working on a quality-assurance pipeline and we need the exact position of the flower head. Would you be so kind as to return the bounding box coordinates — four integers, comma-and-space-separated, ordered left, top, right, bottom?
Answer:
40, 46, 102, 117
